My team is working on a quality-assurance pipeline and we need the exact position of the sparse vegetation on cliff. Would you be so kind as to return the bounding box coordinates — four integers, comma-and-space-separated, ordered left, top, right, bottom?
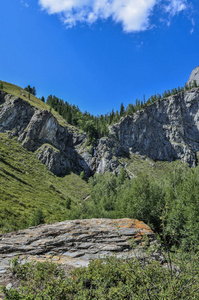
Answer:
45, 81, 198, 143
0, 79, 198, 146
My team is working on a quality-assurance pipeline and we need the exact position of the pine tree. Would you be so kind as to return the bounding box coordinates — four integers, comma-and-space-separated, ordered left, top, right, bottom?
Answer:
120, 103, 125, 117
32, 86, 36, 96
25, 85, 36, 95
67, 109, 72, 124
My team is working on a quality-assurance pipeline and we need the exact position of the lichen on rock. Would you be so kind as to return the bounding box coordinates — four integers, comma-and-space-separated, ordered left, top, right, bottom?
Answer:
0, 218, 160, 275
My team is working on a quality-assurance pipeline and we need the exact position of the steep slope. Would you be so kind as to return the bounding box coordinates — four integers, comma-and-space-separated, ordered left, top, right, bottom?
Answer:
0, 133, 90, 233
0, 80, 73, 127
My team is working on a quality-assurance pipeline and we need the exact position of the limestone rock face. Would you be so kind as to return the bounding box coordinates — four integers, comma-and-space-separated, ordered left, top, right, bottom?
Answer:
35, 144, 71, 175
0, 218, 159, 274
94, 88, 199, 172
0, 95, 35, 136
187, 66, 199, 87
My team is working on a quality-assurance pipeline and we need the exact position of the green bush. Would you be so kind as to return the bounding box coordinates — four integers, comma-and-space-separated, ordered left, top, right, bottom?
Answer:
29, 208, 45, 227
70, 164, 199, 249
80, 171, 85, 180
1, 259, 69, 299
1, 251, 199, 299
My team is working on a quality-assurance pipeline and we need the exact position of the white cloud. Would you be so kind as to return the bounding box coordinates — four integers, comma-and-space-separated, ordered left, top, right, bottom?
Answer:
165, 0, 187, 16
39, 0, 157, 31
21, 0, 29, 7
190, 18, 195, 34
38, 0, 189, 32
191, 18, 195, 27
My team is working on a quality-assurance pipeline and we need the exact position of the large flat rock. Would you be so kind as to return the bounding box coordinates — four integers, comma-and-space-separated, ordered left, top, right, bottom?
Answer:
0, 218, 157, 275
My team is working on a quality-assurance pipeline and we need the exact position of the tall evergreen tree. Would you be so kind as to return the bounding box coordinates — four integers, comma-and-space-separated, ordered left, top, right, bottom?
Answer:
120, 103, 125, 116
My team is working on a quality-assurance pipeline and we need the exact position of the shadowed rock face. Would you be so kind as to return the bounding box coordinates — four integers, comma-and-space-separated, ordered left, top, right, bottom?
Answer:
0, 94, 91, 177
95, 88, 199, 172
0, 218, 159, 274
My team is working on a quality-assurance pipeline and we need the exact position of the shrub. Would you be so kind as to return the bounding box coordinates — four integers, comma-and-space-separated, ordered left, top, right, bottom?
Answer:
29, 208, 45, 227
1, 251, 199, 299
80, 171, 85, 180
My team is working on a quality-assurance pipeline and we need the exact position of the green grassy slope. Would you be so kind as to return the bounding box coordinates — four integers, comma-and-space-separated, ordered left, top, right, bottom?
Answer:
0, 80, 76, 129
119, 154, 186, 179
0, 133, 90, 233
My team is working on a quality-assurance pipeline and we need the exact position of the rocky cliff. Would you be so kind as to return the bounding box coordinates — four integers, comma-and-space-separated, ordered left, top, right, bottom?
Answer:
95, 88, 199, 173
0, 92, 92, 177
1, 79, 199, 177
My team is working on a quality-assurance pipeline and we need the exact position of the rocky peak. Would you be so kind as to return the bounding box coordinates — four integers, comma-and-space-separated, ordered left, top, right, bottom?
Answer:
187, 66, 199, 86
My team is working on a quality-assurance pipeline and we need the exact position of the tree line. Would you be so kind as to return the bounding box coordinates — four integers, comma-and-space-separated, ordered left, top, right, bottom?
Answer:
37, 80, 198, 143
69, 163, 199, 251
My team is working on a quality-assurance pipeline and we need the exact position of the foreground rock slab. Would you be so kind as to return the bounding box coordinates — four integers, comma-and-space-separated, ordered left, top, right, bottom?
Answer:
0, 218, 158, 275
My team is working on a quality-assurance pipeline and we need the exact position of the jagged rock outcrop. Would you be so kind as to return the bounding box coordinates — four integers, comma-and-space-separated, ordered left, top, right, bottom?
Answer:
188, 66, 199, 86
0, 93, 91, 177
94, 88, 199, 172
0, 218, 160, 276
35, 144, 71, 175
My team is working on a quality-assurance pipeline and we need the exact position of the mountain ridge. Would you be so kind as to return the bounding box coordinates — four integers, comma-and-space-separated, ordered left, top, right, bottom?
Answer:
1, 68, 199, 178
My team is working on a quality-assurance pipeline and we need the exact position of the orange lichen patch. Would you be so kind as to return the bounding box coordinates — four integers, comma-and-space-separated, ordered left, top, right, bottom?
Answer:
114, 219, 154, 233
113, 218, 135, 229
132, 219, 154, 234
20, 255, 48, 264
19, 255, 77, 265
134, 233, 143, 241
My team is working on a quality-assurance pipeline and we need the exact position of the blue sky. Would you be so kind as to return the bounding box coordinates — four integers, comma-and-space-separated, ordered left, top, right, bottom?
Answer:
0, 0, 199, 115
